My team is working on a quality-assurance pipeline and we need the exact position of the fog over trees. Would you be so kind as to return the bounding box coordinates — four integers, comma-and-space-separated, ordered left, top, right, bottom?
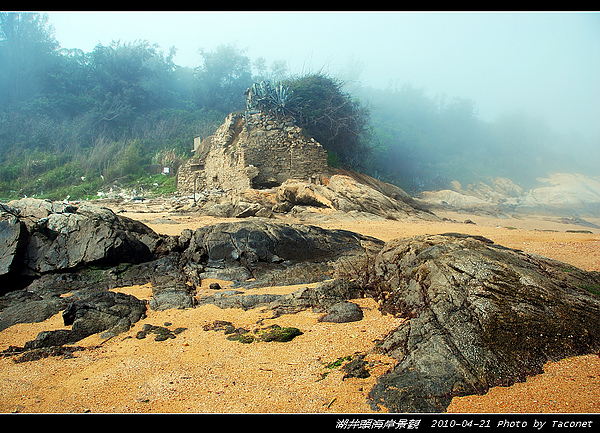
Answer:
0, 12, 597, 200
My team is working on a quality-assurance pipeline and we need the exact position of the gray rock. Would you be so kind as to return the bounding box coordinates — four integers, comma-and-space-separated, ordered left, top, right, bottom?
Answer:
196, 292, 280, 311
196, 278, 366, 318
318, 301, 363, 323
100, 317, 132, 339
0, 199, 166, 280
364, 233, 600, 413
181, 220, 383, 288
0, 296, 67, 332
342, 353, 370, 379
7, 198, 77, 226
0, 205, 28, 292
24, 202, 162, 274
149, 287, 196, 311
268, 279, 365, 317
21, 290, 147, 349
24, 329, 76, 350
234, 202, 262, 218
64, 290, 146, 330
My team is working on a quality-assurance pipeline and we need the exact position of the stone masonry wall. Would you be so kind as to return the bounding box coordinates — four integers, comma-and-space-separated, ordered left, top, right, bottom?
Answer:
177, 112, 328, 195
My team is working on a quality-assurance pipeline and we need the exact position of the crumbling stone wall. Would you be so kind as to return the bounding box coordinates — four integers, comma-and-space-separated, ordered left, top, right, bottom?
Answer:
177, 112, 328, 195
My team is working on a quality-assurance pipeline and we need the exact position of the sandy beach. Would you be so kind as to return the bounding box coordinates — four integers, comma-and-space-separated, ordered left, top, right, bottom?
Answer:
1, 208, 599, 414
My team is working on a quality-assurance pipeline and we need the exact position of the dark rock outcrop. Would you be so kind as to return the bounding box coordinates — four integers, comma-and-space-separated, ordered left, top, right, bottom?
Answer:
0, 203, 381, 345
178, 220, 383, 288
0, 291, 67, 332
0, 198, 172, 335
194, 278, 367, 321
266, 279, 365, 317
20, 290, 147, 349
23, 202, 163, 275
0, 199, 168, 294
318, 301, 364, 323
4, 197, 600, 416
149, 281, 197, 311
363, 233, 600, 413
0, 204, 28, 287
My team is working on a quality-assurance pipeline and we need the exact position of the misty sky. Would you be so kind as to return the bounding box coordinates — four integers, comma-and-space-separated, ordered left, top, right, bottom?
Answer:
44, 11, 600, 140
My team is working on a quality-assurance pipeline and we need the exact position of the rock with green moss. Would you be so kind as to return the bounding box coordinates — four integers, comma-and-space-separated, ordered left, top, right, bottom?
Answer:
258, 324, 303, 342
366, 233, 600, 413
223, 324, 303, 344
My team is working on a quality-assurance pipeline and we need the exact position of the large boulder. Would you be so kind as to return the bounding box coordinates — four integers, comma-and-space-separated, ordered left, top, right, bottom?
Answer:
24, 202, 163, 275
276, 179, 333, 208
325, 175, 429, 219
179, 220, 384, 287
0, 204, 28, 288
364, 233, 600, 413
275, 174, 438, 221
318, 301, 364, 323
0, 199, 166, 287
6, 198, 77, 225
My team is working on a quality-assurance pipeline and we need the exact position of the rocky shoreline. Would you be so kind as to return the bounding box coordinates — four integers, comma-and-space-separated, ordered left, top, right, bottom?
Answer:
2, 197, 600, 413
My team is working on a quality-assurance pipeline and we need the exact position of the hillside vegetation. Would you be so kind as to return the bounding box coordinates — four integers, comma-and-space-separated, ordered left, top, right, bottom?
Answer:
1, 12, 596, 201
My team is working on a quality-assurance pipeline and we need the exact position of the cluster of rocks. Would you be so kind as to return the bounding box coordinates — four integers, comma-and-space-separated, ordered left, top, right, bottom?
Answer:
1, 343, 95, 364
172, 172, 438, 223
418, 173, 600, 220
2, 197, 600, 414
244, 112, 300, 135
204, 321, 304, 344
0, 198, 167, 290
195, 279, 367, 324
0, 197, 381, 347
134, 323, 187, 342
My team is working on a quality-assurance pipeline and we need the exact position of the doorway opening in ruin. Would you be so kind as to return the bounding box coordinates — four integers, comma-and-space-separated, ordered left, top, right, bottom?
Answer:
251, 177, 281, 190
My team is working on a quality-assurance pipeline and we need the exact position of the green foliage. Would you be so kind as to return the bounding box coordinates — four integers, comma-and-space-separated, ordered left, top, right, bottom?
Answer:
0, 12, 60, 107
135, 173, 178, 196
579, 284, 600, 297
0, 21, 261, 200
194, 43, 253, 112
284, 72, 373, 170
0, 12, 593, 200
324, 355, 352, 369
357, 83, 592, 193
246, 80, 295, 117
327, 151, 341, 168
102, 141, 146, 182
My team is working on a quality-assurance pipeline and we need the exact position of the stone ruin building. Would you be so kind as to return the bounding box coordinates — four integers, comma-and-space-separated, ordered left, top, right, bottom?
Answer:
177, 111, 329, 196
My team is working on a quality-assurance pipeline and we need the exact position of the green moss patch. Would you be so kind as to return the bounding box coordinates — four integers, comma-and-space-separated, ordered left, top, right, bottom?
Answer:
222, 323, 303, 344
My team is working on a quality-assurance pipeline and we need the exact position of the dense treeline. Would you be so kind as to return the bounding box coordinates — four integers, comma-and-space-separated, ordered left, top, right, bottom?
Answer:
0, 12, 595, 200
358, 84, 598, 192
0, 13, 372, 200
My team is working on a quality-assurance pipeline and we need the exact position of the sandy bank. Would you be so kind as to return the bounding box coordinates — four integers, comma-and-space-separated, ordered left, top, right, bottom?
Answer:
1, 209, 598, 414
